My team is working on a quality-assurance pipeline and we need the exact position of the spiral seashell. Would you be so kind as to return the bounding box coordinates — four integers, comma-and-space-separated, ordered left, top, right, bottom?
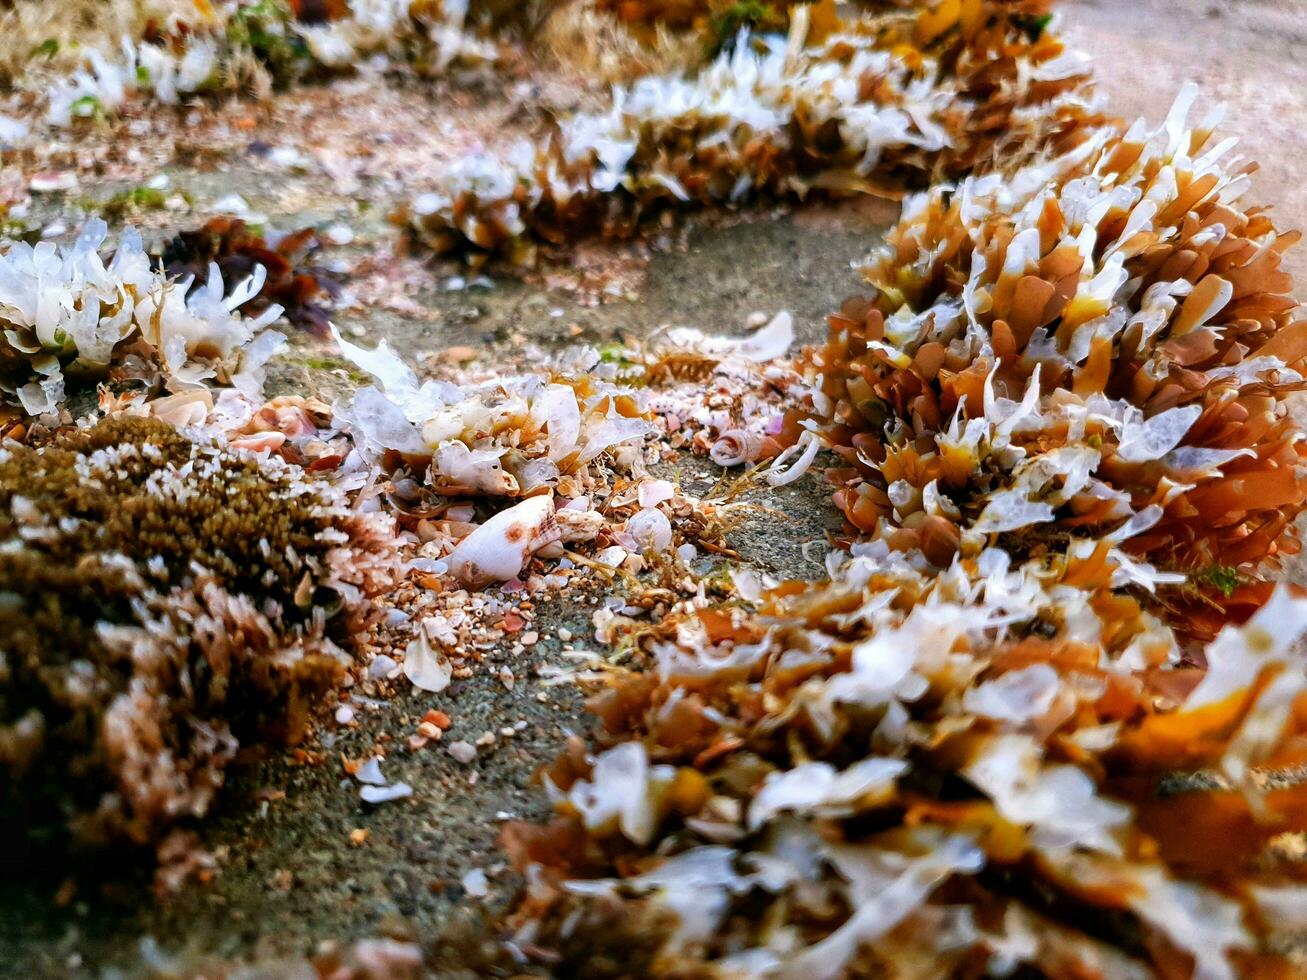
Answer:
710, 429, 783, 468
447, 495, 561, 587
710, 429, 761, 467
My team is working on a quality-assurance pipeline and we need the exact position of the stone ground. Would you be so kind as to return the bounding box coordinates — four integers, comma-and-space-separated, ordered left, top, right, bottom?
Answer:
0, 0, 1304, 975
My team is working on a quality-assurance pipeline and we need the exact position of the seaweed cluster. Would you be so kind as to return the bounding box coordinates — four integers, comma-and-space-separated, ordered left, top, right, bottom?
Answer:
31, 0, 503, 127
0, 415, 398, 858
504, 545, 1307, 977
0, 219, 285, 417
403, 0, 1102, 267
591, 0, 812, 47
160, 216, 339, 336
786, 85, 1307, 592
490, 23, 1307, 980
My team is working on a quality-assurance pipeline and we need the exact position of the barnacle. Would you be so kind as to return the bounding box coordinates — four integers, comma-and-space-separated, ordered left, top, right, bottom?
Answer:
0, 415, 398, 858
402, 0, 1103, 267
788, 84, 1307, 582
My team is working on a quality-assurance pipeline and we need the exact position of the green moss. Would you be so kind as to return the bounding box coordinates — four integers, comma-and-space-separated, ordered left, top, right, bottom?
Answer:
710, 1, 784, 52
69, 93, 103, 121
1014, 12, 1055, 42
1195, 564, 1241, 598
302, 355, 351, 372
227, 0, 309, 86
89, 184, 171, 220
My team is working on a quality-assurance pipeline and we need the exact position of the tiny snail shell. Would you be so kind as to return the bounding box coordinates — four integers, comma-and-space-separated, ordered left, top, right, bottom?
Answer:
711, 430, 765, 467
711, 430, 784, 467
447, 495, 561, 587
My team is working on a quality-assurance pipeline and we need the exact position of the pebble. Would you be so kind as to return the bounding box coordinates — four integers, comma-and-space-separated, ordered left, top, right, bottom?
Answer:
335, 704, 355, 725
367, 655, 399, 680
557, 627, 573, 642
360, 782, 412, 804
447, 741, 477, 764
461, 868, 489, 898
324, 223, 355, 245
423, 709, 452, 730
30, 171, 78, 193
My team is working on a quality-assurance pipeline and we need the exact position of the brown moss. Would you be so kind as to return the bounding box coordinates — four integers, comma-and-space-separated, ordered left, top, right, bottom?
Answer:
0, 416, 398, 862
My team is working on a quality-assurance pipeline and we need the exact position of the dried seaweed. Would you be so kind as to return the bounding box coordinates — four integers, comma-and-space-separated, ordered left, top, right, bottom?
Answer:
502, 541, 1307, 977
402, 0, 1104, 267
491, 13, 1307, 977
0, 220, 285, 417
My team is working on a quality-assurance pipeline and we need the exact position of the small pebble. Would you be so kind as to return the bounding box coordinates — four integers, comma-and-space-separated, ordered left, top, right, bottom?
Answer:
367, 655, 399, 680
448, 740, 477, 764
360, 782, 412, 804
462, 868, 489, 898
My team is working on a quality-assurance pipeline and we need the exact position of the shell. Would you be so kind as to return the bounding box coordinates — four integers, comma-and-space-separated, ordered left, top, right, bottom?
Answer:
447, 495, 561, 587
230, 431, 288, 454
556, 507, 606, 543
147, 389, 214, 428
766, 432, 820, 486
626, 508, 673, 552
710, 430, 766, 467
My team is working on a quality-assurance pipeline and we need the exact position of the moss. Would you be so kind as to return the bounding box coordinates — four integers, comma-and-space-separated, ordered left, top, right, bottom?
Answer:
1195, 565, 1241, 599
710, 1, 784, 51
1014, 12, 1055, 42
0, 416, 397, 863
90, 184, 172, 220
226, 0, 309, 86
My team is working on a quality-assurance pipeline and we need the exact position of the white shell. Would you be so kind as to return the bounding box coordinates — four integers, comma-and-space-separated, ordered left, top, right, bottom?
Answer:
556, 507, 606, 543
447, 495, 561, 586
403, 628, 453, 692
627, 508, 673, 552
711, 429, 766, 467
